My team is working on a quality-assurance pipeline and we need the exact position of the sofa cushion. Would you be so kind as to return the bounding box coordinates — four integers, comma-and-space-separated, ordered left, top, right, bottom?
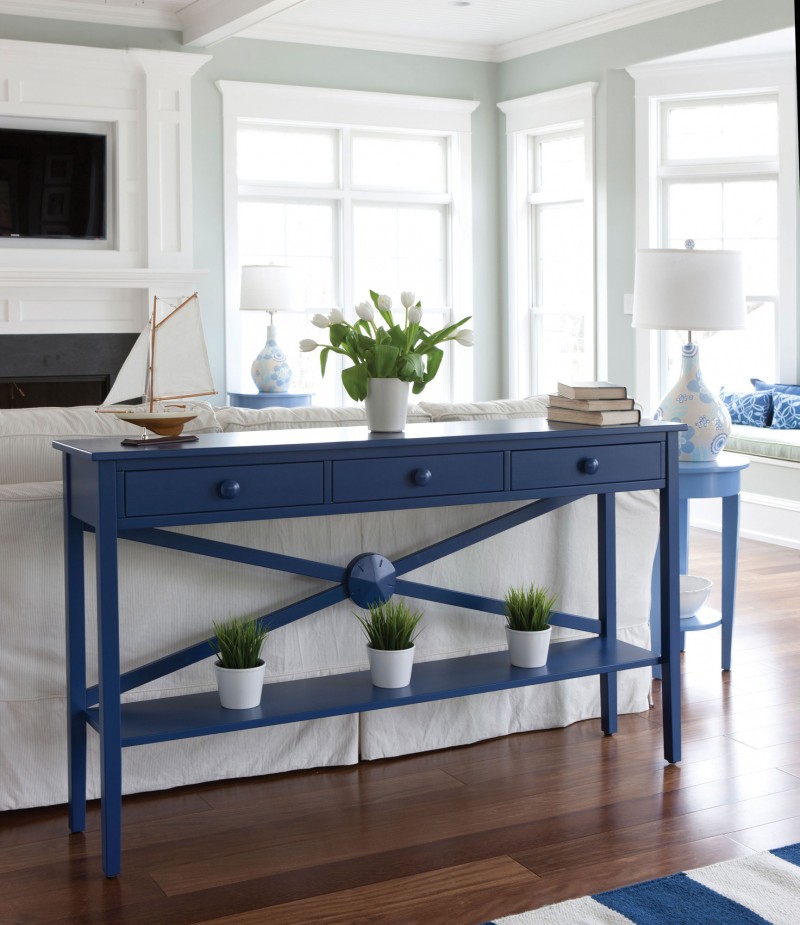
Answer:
418, 396, 548, 422
216, 404, 432, 432
0, 402, 220, 484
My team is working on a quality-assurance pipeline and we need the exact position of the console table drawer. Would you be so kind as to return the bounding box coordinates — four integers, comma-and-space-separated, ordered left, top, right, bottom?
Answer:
332, 452, 503, 503
124, 463, 323, 516
511, 442, 661, 490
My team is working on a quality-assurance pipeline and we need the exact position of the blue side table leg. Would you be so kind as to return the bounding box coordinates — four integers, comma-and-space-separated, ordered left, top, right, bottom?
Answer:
650, 542, 661, 681
720, 493, 740, 671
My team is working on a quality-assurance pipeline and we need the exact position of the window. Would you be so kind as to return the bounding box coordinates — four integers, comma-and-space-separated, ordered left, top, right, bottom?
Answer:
499, 83, 598, 398
629, 55, 797, 409
219, 82, 477, 406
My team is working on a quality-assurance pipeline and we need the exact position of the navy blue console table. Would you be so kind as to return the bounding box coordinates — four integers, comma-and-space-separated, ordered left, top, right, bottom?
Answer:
55, 418, 683, 876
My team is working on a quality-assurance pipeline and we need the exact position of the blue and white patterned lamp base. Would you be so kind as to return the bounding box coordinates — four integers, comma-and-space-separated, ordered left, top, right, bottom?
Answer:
654, 343, 730, 462
251, 325, 292, 393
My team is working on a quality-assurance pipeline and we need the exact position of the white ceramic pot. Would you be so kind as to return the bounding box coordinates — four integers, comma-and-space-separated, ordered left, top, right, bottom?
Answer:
365, 377, 410, 433
214, 660, 265, 709
679, 574, 713, 619
506, 626, 552, 668
367, 644, 415, 688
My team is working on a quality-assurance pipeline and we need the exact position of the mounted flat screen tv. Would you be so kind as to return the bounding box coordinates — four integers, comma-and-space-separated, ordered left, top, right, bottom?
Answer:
0, 127, 107, 240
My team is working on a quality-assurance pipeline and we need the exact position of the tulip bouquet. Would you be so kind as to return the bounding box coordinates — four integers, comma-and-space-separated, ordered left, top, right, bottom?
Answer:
300, 290, 473, 402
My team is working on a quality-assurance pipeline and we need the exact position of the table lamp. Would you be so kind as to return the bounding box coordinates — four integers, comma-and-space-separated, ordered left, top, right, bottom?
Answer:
632, 244, 746, 461
239, 264, 302, 393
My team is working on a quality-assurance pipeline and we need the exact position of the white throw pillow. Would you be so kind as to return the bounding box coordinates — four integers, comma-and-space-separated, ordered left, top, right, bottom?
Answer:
418, 396, 548, 422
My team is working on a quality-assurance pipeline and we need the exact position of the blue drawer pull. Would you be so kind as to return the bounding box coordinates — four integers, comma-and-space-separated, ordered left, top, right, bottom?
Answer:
413, 468, 433, 486
218, 479, 241, 499
581, 458, 600, 475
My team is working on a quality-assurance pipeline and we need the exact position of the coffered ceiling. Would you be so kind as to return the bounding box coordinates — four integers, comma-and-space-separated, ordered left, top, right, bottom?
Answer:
0, 0, 736, 60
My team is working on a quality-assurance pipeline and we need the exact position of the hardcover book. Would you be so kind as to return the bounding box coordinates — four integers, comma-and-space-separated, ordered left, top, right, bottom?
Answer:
548, 394, 635, 412
546, 407, 641, 426
556, 381, 628, 400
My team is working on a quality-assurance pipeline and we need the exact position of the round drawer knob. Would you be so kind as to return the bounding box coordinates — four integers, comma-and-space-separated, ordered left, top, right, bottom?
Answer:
581, 457, 600, 475
218, 479, 241, 499
413, 468, 432, 487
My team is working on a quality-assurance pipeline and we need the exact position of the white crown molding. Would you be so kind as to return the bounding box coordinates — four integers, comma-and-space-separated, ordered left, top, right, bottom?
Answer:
239, 21, 495, 62
627, 52, 797, 85
495, 0, 727, 61
0, 0, 180, 31
241, 0, 728, 63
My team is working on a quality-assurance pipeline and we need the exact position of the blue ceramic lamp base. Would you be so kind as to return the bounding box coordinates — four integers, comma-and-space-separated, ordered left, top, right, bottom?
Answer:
654, 342, 730, 462
251, 324, 292, 393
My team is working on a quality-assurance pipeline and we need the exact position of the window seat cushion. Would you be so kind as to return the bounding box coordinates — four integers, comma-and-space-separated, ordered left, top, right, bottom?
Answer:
727, 424, 800, 464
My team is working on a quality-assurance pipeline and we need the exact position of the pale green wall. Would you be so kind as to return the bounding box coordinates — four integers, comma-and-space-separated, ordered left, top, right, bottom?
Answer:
498, 0, 797, 393
0, 0, 795, 400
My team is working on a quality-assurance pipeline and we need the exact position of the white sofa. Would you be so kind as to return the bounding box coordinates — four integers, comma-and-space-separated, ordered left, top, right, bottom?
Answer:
0, 398, 659, 811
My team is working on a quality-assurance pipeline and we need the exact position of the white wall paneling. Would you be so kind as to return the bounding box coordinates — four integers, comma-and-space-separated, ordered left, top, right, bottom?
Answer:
0, 39, 210, 334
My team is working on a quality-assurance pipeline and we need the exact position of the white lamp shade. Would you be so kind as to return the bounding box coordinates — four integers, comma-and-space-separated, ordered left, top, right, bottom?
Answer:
239, 265, 302, 313
632, 248, 746, 332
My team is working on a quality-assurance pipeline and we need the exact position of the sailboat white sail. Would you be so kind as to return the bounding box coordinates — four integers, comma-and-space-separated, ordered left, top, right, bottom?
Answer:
100, 293, 216, 438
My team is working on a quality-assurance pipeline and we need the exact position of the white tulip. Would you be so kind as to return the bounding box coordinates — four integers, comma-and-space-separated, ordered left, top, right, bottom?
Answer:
299, 338, 319, 352
407, 307, 422, 324
355, 301, 374, 322
377, 294, 392, 312
400, 291, 416, 309
328, 308, 346, 325
311, 313, 330, 329
454, 328, 474, 347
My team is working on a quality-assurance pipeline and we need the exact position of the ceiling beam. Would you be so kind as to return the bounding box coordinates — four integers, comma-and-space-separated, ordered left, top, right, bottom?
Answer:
178, 0, 311, 47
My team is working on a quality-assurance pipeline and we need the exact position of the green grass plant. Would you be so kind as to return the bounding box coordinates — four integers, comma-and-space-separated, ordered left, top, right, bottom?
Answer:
355, 599, 423, 651
211, 615, 268, 669
504, 584, 557, 633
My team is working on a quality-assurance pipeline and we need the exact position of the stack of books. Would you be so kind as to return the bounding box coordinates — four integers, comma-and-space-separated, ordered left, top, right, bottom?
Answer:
547, 381, 641, 426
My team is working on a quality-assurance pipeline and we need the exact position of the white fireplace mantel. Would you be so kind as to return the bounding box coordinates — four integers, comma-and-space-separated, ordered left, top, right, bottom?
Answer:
0, 39, 210, 335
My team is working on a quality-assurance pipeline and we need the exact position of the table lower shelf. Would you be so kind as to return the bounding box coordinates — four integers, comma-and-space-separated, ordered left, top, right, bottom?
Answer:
680, 606, 723, 632
85, 638, 659, 747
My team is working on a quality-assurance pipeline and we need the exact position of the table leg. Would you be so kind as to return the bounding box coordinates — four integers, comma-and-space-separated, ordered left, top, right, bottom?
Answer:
598, 494, 617, 735
679, 498, 690, 574
660, 432, 681, 764
64, 459, 87, 834
96, 465, 123, 877
721, 493, 740, 671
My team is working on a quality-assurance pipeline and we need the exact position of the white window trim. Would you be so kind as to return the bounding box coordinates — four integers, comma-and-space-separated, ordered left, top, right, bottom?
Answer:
498, 82, 598, 398
628, 54, 798, 413
217, 80, 478, 403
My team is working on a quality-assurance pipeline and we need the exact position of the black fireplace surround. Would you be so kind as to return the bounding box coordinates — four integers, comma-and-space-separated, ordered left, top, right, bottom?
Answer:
0, 334, 137, 409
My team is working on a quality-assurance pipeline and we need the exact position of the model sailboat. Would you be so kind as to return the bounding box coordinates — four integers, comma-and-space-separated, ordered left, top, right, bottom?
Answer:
99, 293, 216, 443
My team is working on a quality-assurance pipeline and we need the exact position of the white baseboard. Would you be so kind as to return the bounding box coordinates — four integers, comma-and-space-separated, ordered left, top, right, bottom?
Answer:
690, 492, 800, 549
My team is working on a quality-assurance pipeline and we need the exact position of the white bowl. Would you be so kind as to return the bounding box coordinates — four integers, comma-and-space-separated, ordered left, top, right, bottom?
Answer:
679, 574, 713, 619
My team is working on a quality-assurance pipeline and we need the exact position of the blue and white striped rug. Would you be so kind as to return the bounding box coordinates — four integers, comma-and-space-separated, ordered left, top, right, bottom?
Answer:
482, 842, 800, 924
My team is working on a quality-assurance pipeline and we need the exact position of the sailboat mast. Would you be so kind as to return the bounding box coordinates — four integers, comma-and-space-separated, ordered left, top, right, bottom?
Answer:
148, 295, 157, 413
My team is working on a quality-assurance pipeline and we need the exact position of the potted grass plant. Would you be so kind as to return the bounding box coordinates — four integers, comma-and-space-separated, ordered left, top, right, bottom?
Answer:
355, 598, 424, 688
210, 615, 268, 709
504, 583, 558, 668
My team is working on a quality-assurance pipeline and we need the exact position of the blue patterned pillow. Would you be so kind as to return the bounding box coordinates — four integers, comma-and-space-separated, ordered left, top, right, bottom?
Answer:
751, 377, 800, 397
770, 392, 800, 429
719, 388, 772, 427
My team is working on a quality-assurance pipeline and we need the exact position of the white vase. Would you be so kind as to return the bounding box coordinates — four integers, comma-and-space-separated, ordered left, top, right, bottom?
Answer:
506, 626, 552, 668
365, 377, 410, 433
214, 660, 265, 709
367, 644, 415, 688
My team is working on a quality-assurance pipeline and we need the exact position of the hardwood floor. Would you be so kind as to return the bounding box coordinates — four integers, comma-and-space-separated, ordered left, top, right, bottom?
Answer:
2, 529, 799, 925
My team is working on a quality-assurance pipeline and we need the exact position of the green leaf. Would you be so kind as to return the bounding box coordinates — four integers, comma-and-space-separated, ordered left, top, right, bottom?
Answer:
319, 346, 331, 377
397, 352, 424, 382
368, 344, 401, 378
341, 363, 369, 402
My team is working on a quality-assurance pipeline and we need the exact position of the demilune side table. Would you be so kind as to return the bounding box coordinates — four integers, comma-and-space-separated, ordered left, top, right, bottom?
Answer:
650, 453, 749, 677
55, 418, 684, 876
